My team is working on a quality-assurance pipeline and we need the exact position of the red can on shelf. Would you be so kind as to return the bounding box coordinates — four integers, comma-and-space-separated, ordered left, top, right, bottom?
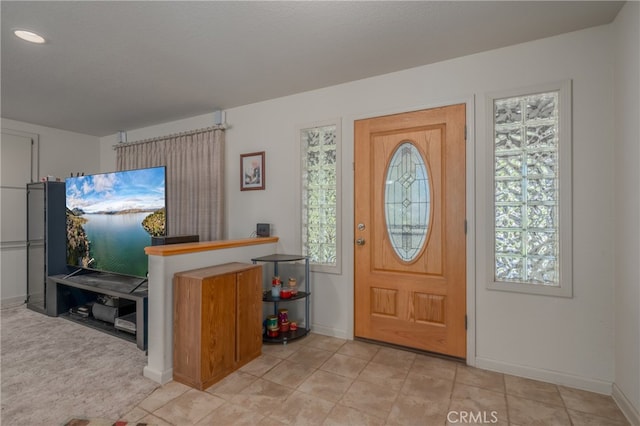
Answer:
280, 288, 292, 299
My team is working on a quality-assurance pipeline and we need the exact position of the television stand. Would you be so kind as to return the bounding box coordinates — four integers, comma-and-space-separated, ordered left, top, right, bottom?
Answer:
47, 270, 148, 350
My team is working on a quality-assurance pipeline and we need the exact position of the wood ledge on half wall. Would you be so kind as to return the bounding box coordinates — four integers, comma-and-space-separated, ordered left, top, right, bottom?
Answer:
144, 237, 279, 257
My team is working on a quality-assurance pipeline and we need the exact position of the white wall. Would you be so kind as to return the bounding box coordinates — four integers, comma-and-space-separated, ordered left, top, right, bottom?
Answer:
99, 23, 622, 394
2, 119, 100, 178
227, 25, 618, 393
613, 1, 640, 421
474, 26, 616, 393
0, 118, 99, 305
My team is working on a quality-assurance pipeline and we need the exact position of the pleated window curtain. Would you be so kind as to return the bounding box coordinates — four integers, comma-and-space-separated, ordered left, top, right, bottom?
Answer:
115, 127, 225, 242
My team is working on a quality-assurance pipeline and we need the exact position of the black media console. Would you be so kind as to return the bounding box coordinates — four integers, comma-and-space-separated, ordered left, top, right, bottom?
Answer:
47, 270, 148, 350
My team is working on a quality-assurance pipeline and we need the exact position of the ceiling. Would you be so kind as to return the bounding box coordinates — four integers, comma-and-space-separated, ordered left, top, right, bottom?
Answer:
1, 1, 624, 137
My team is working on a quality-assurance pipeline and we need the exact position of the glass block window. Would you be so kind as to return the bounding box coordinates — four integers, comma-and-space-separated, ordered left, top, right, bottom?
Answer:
489, 81, 572, 297
300, 121, 341, 273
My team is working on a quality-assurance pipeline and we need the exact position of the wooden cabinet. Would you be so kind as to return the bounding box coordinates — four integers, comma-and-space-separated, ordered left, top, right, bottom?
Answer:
173, 262, 262, 390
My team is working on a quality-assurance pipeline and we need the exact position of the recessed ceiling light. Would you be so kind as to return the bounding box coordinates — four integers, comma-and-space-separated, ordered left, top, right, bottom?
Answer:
13, 30, 46, 44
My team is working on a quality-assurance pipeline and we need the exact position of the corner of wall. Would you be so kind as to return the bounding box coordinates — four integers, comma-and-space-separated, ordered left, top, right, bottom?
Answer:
612, 0, 640, 418
613, 383, 640, 426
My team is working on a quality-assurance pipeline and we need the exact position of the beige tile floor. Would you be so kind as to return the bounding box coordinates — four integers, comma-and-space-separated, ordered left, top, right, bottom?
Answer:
122, 333, 630, 425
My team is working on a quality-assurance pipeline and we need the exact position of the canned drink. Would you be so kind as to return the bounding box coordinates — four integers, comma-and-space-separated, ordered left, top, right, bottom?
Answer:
278, 308, 288, 324
266, 315, 278, 329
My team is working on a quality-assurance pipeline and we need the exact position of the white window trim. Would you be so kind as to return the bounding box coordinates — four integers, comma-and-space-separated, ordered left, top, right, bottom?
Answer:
486, 80, 573, 297
297, 118, 342, 275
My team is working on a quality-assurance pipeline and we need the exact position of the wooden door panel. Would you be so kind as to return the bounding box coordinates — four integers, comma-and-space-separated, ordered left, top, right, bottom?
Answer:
412, 292, 446, 324
235, 266, 262, 365
354, 104, 466, 358
202, 274, 236, 382
371, 127, 444, 275
173, 277, 202, 383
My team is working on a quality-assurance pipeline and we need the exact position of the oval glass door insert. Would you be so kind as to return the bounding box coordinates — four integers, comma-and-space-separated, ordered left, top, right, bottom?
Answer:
385, 142, 431, 262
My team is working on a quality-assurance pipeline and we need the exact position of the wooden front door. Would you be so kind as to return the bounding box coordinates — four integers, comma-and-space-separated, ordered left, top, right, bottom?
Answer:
354, 104, 466, 358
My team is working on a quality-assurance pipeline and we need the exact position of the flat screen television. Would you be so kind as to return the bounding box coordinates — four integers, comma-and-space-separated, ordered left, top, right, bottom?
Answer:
65, 166, 166, 278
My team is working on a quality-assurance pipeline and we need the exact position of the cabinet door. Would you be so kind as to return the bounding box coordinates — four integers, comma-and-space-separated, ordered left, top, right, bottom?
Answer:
202, 273, 236, 385
27, 243, 45, 309
236, 266, 262, 364
173, 277, 202, 384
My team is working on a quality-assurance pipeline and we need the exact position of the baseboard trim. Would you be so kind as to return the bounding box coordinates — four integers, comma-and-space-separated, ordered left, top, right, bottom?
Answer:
310, 324, 350, 340
1, 297, 25, 309
612, 383, 640, 425
475, 356, 612, 395
143, 366, 173, 385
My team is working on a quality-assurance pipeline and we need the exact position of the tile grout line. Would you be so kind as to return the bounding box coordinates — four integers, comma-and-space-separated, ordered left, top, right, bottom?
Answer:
502, 371, 511, 425
445, 363, 460, 425
383, 351, 414, 424
555, 383, 574, 425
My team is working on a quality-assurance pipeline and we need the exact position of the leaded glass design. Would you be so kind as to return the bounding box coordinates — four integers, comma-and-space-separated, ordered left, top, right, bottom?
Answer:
301, 125, 337, 266
494, 92, 559, 285
384, 142, 430, 262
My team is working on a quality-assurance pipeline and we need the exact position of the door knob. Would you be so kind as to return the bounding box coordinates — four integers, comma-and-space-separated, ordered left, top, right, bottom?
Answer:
356, 238, 366, 246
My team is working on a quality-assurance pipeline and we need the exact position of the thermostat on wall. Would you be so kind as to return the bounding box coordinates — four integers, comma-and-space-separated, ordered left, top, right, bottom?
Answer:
257, 223, 270, 237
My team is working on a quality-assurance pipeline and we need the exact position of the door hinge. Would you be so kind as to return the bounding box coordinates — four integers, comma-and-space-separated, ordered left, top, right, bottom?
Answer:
464, 219, 467, 234
464, 125, 467, 141
465, 315, 468, 330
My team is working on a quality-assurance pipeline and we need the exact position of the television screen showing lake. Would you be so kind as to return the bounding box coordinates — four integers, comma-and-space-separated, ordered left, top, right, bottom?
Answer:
65, 166, 166, 278
82, 213, 152, 277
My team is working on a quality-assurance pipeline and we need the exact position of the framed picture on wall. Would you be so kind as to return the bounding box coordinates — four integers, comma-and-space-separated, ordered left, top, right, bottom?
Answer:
240, 151, 265, 191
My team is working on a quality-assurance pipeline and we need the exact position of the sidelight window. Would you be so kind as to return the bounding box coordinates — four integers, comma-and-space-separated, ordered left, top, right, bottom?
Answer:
300, 120, 341, 274
487, 81, 573, 297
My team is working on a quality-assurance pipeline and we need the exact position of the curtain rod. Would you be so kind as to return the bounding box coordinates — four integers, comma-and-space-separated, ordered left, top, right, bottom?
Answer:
113, 124, 226, 149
